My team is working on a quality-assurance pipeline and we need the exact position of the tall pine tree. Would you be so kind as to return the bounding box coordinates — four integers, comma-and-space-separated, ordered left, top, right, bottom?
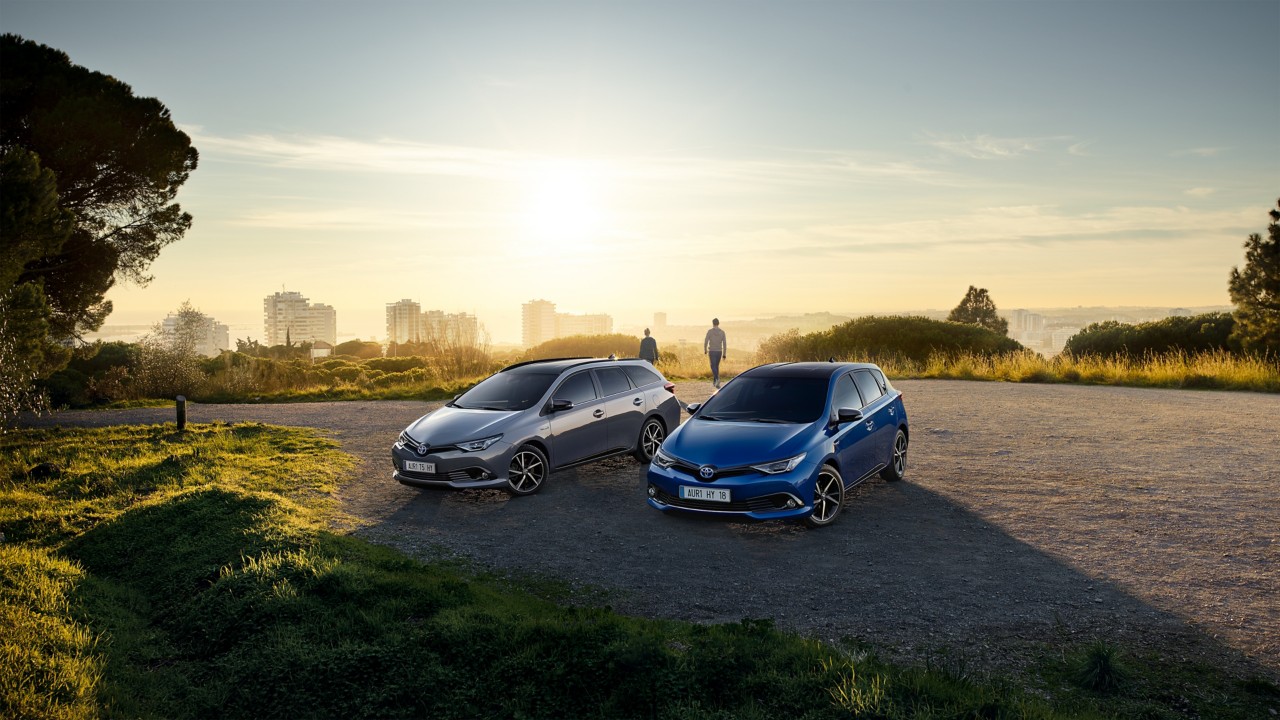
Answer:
1228, 199, 1280, 355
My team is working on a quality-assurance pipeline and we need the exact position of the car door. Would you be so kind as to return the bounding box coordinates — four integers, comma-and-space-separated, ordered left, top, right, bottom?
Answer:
547, 370, 608, 466
830, 372, 879, 482
851, 369, 895, 468
595, 367, 644, 452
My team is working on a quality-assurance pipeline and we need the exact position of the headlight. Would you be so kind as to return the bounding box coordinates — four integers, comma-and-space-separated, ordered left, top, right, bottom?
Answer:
652, 449, 677, 469
457, 435, 502, 452
750, 454, 806, 475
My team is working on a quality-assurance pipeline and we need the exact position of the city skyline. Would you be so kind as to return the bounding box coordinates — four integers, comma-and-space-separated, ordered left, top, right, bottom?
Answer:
4, 1, 1277, 345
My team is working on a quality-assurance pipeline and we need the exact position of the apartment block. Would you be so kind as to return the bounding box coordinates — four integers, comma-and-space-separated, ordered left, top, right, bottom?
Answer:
264, 291, 337, 346
386, 299, 422, 344
522, 299, 557, 347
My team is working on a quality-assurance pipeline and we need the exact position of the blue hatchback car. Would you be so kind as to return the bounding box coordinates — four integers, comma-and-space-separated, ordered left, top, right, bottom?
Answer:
646, 362, 908, 528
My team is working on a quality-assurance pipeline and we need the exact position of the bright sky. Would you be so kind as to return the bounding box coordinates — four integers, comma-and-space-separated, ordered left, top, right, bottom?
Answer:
3, 0, 1278, 344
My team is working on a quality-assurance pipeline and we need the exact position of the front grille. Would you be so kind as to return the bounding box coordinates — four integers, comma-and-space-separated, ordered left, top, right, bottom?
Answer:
399, 434, 457, 455
669, 459, 752, 480
653, 488, 794, 513
399, 467, 486, 483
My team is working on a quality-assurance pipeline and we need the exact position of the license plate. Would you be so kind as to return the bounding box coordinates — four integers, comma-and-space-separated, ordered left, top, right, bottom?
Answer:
680, 486, 730, 502
404, 460, 436, 473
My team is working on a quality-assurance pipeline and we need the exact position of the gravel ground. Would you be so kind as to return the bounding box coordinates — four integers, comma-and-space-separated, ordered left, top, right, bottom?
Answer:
23, 380, 1279, 681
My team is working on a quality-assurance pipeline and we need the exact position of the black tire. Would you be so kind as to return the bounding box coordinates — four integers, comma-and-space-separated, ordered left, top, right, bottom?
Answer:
803, 465, 845, 528
633, 417, 666, 463
506, 444, 549, 496
879, 429, 908, 481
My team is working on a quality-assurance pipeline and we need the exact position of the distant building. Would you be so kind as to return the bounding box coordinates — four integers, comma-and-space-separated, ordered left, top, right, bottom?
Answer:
264, 291, 337, 346
1051, 327, 1080, 353
386, 299, 422, 344
557, 313, 613, 337
521, 298, 614, 346
653, 312, 667, 330
522, 299, 557, 347
310, 340, 334, 361
160, 311, 229, 357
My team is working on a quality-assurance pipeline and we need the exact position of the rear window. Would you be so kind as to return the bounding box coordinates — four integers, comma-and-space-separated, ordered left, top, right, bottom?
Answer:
595, 368, 632, 396
621, 365, 662, 388
852, 370, 883, 407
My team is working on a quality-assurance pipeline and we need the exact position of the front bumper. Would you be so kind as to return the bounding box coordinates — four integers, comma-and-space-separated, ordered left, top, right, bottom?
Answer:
391, 439, 514, 490
645, 460, 818, 521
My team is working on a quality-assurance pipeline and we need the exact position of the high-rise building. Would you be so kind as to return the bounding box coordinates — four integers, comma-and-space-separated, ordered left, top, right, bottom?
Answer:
522, 299, 557, 347
386, 299, 422, 344
653, 312, 667, 331
264, 291, 337, 346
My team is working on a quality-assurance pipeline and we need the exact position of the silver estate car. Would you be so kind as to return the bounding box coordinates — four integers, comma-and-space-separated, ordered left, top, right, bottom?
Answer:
392, 358, 681, 496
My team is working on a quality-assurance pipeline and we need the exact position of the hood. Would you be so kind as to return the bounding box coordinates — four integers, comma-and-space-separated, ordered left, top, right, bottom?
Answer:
663, 418, 817, 468
406, 406, 520, 446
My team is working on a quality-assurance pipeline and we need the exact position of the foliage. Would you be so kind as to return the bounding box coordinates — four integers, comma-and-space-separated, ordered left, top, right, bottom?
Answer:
333, 338, 382, 359
1, 34, 197, 340
1071, 640, 1132, 694
1228, 198, 1280, 355
1063, 312, 1238, 358
757, 315, 1023, 365
947, 285, 1009, 334
521, 333, 644, 361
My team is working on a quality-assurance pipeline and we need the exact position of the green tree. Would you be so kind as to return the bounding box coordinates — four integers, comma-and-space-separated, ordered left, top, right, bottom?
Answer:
947, 285, 1009, 335
0, 33, 197, 355
1228, 199, 1280, 355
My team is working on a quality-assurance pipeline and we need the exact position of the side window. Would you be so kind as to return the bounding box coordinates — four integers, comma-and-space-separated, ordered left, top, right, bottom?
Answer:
832, 373, 863, 411
554, 372, 598, 405
852, 370, 883, 407
872, 369, 890, 393
621, 365, 661, 388
595, 368, 632, 397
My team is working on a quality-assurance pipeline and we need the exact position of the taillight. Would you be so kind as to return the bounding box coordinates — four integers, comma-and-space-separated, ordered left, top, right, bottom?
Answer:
664, 382, 676, 394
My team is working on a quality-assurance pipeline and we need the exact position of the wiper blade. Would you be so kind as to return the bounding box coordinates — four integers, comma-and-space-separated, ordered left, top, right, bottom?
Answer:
745, 417, 791, 424
697, 414, 723, 421
474, 405, 508, 411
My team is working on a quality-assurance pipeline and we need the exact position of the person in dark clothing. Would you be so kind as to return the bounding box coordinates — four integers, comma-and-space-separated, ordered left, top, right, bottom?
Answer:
704, 318, 727, 388
638, 328, 659, 364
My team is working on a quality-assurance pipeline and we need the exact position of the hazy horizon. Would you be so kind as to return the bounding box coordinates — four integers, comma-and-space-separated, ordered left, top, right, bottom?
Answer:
4, 0, 1277, 345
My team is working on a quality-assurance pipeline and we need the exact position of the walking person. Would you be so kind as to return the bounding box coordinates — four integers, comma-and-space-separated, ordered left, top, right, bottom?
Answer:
638, 328, 659, 364
704, 318, 727, 388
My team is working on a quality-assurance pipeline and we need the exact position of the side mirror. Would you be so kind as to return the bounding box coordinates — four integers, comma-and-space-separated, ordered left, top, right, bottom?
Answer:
834, 407, 863, 425
685, 402, 701, 415
551, 399, 574, 412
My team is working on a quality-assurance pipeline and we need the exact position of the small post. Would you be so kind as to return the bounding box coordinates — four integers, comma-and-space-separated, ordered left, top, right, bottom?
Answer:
176, 395, 186, 432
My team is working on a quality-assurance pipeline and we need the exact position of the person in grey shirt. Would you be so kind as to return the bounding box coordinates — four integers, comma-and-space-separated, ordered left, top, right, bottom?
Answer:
704, 318, 727, 388
638, 328, 659, 364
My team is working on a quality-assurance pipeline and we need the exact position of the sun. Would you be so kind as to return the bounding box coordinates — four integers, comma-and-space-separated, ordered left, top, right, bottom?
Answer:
521, 159, 606, 250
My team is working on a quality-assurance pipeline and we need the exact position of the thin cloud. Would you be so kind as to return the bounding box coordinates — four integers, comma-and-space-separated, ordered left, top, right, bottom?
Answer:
922, 133, 1076, 159
1184, 187, 1216, 197
230, 207, 508, 231
1174, 147, 1227, 158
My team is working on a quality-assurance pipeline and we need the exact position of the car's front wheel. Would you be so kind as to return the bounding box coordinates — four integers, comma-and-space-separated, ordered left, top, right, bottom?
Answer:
803, 464, 844, 528
506, 445, 548, 496
879, 429, 908, 481
633, 417, 666, 463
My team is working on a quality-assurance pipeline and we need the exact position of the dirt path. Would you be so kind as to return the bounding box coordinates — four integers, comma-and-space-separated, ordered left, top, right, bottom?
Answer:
24, 380, 1279, 680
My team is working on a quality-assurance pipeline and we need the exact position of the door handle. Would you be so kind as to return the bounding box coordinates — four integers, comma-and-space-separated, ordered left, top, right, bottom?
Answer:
888, 408, 895, 416
865, 421, 874, 431
593, 409, 605, 418
632, 397, 643, 406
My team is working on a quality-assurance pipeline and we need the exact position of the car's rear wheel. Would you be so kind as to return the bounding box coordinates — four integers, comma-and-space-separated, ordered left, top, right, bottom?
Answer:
879, 429, 908, 481
803, 465, 844, 528
506, 445, 548, 496
633, 417, 666, 463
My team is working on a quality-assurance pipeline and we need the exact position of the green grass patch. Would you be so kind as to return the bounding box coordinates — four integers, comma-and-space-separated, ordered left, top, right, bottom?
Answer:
3, 425, 1276, 718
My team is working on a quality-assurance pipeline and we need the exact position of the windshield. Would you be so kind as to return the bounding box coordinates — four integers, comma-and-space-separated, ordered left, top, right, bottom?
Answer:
697, 376, 829, 424
453, 372, 557, 411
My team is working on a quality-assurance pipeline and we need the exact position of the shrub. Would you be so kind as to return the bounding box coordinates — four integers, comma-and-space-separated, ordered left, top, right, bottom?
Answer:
1071, 640, 1131, 694
758, 315, 1023, 365
521, 334, 644, 361
1063, 313, 1238, 358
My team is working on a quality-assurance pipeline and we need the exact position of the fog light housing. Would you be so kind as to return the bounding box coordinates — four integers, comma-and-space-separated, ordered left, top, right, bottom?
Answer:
647, 485, 657, 497
786, 498, 798, 509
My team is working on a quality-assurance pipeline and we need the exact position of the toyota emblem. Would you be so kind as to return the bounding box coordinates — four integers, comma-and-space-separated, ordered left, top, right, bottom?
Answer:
415, 443, 430, 456
698, 465, 715, 480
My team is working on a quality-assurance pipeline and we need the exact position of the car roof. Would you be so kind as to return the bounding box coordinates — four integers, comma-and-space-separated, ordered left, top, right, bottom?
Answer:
500, 357, 652, 374
742, 361, 881, 379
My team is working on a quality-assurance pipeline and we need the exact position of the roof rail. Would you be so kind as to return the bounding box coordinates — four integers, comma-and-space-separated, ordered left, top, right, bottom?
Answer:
499, 356, 592, 372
